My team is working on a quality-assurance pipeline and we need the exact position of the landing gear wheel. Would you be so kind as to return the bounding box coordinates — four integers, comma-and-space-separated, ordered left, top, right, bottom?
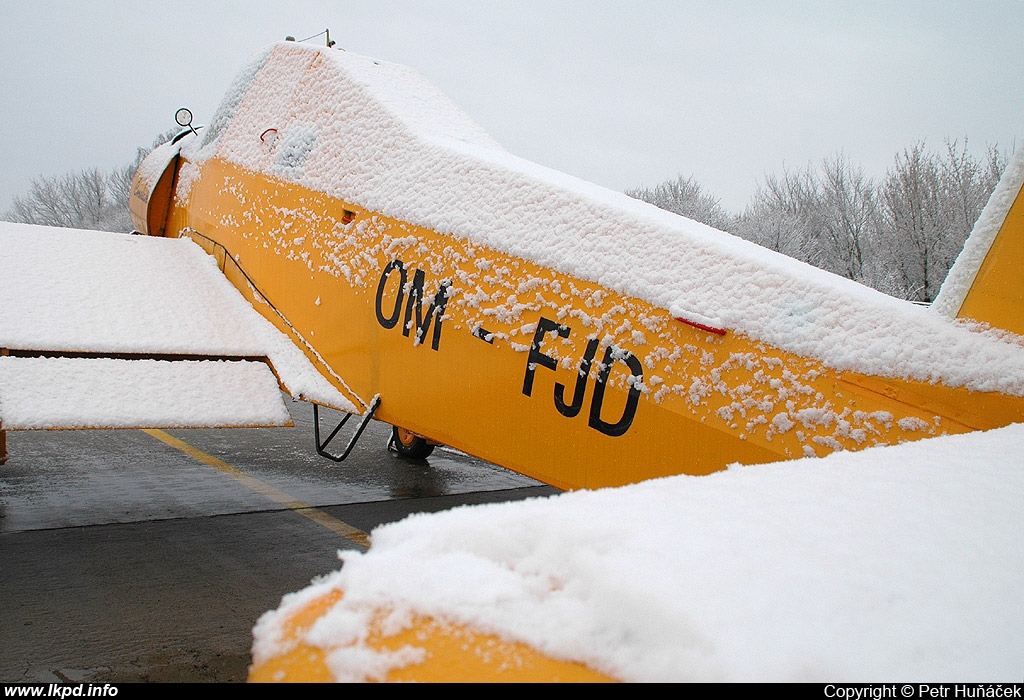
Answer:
391, 425, 435, 460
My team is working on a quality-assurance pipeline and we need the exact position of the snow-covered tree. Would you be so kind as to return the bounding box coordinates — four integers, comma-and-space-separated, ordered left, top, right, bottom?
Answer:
3, 128, 179, 233
816, 155, 879, 283
877, 140, 1007, 302
731, 164, 824, 267
5, 168, 127, 231
626, 174, 731, 230
730, 154, 880, 285
692, 142, 1006, 302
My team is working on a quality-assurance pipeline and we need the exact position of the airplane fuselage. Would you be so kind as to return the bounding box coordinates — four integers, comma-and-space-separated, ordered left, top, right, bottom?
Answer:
157, 155, 1024, 489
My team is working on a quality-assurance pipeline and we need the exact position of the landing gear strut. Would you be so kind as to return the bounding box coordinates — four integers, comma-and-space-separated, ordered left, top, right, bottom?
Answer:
313, 395, 380, 462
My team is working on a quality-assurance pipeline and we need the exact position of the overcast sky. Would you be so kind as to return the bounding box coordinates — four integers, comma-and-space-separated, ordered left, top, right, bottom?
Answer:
1, 1, 1021, 214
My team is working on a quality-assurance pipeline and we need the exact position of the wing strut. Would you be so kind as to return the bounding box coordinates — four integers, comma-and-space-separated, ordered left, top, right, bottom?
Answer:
313, 395, 381, 462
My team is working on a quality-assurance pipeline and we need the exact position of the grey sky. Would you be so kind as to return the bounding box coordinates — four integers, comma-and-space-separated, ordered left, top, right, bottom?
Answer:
1, 1, 1021, 214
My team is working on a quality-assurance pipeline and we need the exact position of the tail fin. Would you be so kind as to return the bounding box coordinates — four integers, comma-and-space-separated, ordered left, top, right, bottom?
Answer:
933, 148, 1024, 335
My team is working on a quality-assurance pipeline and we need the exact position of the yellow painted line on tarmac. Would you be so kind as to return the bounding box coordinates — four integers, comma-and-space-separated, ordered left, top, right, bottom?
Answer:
142, 429, 370, 548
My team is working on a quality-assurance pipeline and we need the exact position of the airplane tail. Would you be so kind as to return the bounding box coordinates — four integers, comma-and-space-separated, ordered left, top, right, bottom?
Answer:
932, 148, 1024, 335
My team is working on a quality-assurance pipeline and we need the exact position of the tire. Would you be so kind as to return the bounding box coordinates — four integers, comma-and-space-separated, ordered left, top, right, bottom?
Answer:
391, 425, 435, 459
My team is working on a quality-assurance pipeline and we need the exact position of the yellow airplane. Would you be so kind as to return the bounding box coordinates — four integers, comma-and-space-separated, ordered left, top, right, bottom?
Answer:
125, 40, 1024, 493
5, 35, 1024, 680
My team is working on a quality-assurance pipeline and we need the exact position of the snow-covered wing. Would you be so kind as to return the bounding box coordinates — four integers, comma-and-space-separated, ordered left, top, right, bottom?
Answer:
0, 222, 355, 430
0, 356, 288, 429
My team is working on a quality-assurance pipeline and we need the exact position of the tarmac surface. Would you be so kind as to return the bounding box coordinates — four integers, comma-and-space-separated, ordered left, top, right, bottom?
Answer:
0, 398, 557, 682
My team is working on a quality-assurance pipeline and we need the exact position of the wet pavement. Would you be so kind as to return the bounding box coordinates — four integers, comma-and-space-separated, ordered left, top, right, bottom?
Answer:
0, 399, 558, 682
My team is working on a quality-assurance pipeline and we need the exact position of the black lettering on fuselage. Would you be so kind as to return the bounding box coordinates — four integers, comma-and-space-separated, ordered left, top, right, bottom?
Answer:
554, 337, 599, 418
402, 268, 449, 350
375, 260, 406, 329
522, 317, 569, 396
588, 346, 644, 437
523, 316, 642, 437
375, 259, 450, 351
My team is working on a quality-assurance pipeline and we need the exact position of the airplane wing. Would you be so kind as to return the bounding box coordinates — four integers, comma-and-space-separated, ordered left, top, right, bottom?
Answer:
0, 221, 358, 448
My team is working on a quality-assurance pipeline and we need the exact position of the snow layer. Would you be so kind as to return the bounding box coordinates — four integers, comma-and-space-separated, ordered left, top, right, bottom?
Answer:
1, 222, 268, 355
190, 43, 1024, 395
0, 356, 289, 429
254, 423, 1024, 682
0, 222, 356, 422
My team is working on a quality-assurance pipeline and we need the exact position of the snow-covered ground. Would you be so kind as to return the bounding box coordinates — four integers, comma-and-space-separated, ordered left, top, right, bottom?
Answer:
253, 423, 1024, 681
